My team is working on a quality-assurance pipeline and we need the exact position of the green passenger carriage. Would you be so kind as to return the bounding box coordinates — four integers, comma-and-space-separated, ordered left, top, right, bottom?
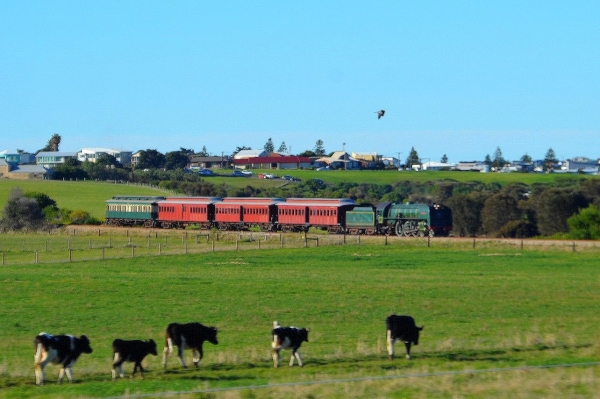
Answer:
105, 196, 166, 227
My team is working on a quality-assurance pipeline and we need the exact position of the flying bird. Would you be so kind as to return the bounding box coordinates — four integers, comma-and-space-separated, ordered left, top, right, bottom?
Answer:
375, 110, 385, 119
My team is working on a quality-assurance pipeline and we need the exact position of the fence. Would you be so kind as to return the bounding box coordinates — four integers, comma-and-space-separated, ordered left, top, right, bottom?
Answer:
0, 228, 599, 266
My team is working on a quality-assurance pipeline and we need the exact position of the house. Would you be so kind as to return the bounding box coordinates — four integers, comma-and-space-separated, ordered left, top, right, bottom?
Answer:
189, 156, 230, 169
0, 158, 48, 179
422, 161, 457, 171
562, 158, 599, 174
36, 151, 78, 169
316, 152, 361, 170
233, 149, 269, 159
455, 162, 490, 172
77, 148, 132, 165
0, 150, 22, 163
232, 155, 312, 170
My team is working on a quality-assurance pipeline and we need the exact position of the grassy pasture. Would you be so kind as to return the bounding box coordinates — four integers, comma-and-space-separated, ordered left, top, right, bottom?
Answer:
0, 242, 598, 398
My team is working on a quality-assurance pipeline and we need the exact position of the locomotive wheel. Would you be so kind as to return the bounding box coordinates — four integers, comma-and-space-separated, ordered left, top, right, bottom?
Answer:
395, 222, 403, 236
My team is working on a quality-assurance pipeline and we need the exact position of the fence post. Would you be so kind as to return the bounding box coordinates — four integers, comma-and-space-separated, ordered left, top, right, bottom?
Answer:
258, 240, 261, 249
316, 237, 319, 247
132, 246, 135, 257
69, 249, 72, 262
358, 235, 360, 245
159, 243, 162, 255
385, 235, 388, 245
572, 242, 576, 252
102, 247, 105, 260
236, 240, 239, 250
473, 237, 476, 249
212, 240, 215, 252
35, 251, 38, 264
109, 236, 112, 248
304, 235, 308, 248
185, 242, 188, 254
521, 239, 524, 250
427, 235, 430, 248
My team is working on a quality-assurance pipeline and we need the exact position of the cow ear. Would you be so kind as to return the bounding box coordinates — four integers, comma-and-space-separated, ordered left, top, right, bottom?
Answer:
418, 326, 424, 331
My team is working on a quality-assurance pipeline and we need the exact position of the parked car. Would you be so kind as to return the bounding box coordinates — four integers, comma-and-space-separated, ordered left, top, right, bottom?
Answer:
199, 169, 214, 175
241, 170, 254, 175
264, 173, 275, 179
316, 166, 329, 171
282, 175, 300, 181
232, 170, 246, 176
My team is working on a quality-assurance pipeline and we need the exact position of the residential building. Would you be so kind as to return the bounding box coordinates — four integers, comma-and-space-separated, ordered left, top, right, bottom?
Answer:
36, 151, 78, 169
77, 148, 132, 165
232, 155, 312, 170
233, 149, 268, 159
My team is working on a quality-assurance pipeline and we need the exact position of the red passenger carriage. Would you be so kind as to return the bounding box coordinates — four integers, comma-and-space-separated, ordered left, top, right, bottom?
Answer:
277, 198, 356, 233
157, 197, 221, 229
215, 197, 284, 231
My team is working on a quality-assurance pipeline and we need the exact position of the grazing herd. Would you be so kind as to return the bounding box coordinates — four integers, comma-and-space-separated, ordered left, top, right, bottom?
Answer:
33, 315, 423, 385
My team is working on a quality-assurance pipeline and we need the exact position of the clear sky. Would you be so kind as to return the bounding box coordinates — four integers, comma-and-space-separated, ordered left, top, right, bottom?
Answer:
2, 1, 599, 163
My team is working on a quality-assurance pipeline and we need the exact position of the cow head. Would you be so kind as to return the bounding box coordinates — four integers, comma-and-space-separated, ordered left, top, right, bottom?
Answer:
413, 326, 424, 345
207, 327, 218, 345
300, 328, 309, 343
77, 335, 93, 354
147, 339, 158, 356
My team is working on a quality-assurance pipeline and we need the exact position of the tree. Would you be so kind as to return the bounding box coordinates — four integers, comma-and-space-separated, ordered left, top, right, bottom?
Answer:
96, 154, 120, 168
406, 147, 420, 169
264, 138, 274, 153
136, 149, 166, 170
297, 150, 315, 157
197, 146, 209, 157
567, 205, 600, 239
37, 133, 62, 153
481, 192, 521, 235
446, 192, 486, 236
278, 141, 288, 153
0, 188, 46, 231
234, 146, 251, 155
164, 149, 191, 170
314, 140, 326, 156
440, 154, 448, 163
491, 147, 505, 169
484, 154, 492, 165
520, 153, 532, 163
535, 188, 588, 235
543, 148, 558, 172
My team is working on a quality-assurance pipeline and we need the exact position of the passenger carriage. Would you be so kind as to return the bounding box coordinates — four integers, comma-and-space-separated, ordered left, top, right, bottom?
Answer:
215, 198, 284, 231
157, 197, 221, 229
105, 196, 165, 227
277, 198, 356, 233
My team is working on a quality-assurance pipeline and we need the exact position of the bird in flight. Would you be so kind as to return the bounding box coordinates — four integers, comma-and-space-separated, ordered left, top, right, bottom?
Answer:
375, 110, 385, 119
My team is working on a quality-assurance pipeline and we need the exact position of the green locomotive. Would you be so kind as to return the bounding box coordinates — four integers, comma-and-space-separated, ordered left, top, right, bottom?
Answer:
345, 202, 452, 237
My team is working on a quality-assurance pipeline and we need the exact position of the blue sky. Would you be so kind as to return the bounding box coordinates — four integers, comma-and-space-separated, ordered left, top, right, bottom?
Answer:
1, 1, 599, 163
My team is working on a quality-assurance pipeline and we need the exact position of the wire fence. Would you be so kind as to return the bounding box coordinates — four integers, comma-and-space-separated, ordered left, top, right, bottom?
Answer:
1, 227, 599, 266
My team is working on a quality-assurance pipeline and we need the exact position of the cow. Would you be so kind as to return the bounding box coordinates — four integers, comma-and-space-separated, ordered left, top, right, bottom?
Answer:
271, 321, 309, 368
385, 315, 423, 360
162, 322, 218, 369
33, 332, 93, 385
112, 339, 158, 380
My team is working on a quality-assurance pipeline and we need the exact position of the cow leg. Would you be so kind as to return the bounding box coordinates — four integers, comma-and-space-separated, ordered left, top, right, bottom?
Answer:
386, 330, 396, 360
272, 349, 280, 368
57, 368, 66, 384
292, 349, 303, 367
177, 345, 188, 368
404, 342, 412, 360
192, 349, 201, 368
112, 353, 126, 380
34, 344, 53, 385
162, 346, 170, 368
64, 367, 74, 383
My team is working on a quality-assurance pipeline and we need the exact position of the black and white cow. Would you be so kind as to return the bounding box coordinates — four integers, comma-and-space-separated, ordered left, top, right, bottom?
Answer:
34, 332, 93, 385
271, 321, 309, 368
162, 322, 218, 369
385, 315, 423, 360
112, 339, 158, 380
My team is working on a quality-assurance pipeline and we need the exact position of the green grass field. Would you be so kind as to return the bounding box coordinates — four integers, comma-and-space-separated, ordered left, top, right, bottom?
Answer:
0, 243, 598, 398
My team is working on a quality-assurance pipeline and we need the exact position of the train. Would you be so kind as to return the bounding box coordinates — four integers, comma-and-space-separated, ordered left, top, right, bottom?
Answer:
105, 196, 452, 237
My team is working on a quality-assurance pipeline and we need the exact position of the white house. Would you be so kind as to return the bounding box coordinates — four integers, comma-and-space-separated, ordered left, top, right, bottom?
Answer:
422, 161, 457, 171
77, 148, 132, 165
